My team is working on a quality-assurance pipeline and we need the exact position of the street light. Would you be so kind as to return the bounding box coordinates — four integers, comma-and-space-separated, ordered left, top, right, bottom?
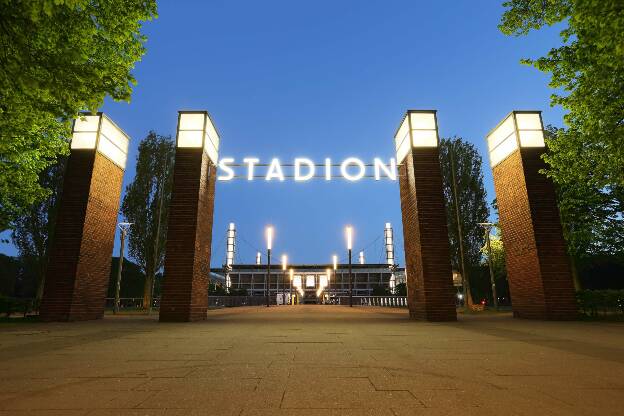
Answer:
326, 268, 331, 304
281, 254, 287, 305
346, 226, 353, 307
114, 222, 133, 314
289, 268, 294, 305
265, 226, 273, 307
478, 222, 499, 310
332, 254, 337, 302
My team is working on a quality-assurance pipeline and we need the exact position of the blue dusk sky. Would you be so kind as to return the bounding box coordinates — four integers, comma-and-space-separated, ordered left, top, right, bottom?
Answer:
2, 0, 566, 267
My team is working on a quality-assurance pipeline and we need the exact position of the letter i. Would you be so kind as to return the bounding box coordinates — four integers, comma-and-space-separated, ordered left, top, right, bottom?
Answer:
325, 158, 331, 180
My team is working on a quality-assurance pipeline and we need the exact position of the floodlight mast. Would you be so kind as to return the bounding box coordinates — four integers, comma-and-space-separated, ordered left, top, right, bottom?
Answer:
265, 226, 273, 307
346, 226, 353, 307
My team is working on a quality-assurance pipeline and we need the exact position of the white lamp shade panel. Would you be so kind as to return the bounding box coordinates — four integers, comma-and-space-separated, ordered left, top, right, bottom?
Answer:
515, 113, 545, 148
487, 111, 545, 167
177, 112, 220, 164
71, 114, 129, 169
394, 111, 438, 162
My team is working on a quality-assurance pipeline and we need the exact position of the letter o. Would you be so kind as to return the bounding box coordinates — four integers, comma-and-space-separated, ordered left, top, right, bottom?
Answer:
340, 158, 366, 181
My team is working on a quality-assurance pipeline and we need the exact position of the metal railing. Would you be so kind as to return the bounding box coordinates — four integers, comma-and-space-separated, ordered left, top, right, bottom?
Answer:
333, 296, 408, 308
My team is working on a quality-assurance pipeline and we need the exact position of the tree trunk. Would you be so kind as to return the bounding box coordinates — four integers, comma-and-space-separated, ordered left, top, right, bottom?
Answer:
570, 256, 582, 291
142, 268, 153, 309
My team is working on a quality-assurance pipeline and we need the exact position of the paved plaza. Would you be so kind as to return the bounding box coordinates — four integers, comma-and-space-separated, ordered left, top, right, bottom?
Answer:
0, 306, 623, 415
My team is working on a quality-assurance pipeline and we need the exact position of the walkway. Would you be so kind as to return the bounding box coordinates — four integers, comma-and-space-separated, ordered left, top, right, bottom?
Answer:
0, 306, 623, 415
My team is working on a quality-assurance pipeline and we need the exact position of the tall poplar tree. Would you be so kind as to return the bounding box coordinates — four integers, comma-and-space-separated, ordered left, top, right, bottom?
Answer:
11, 157, 66, 300
121, 132, 174, 309
439, 137, 490, 305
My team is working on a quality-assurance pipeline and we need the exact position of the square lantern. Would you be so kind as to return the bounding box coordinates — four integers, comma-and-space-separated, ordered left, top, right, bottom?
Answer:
71, 113, 130, 169
176, 111, 220, 164
394, 110, 439, 162
486, 111, 545, 167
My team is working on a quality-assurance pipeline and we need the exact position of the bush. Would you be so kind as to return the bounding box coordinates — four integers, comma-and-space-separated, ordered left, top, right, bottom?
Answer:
0, 296, 36, 317
576, 290, 624, 317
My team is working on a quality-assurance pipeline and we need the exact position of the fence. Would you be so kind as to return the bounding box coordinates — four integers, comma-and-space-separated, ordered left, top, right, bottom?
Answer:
333, 296, 408, 308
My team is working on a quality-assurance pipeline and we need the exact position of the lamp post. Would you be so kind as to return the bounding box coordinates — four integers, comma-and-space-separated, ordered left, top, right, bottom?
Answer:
332, 254, 337, 303
346, 226, 353, 307
265, 226, 273, 307
289, 268, 293, 305
281, 254, 287, 305
149, 158, 169, 315
114, 222, 133, 314
326, 268, 331, 304
478, 222, 499, 310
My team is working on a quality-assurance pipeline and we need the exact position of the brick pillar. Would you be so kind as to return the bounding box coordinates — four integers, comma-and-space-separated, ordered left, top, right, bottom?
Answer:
40, 114, 128, 322
395, 110, 456, 321
487, 111, 576, 320
159, 111, 220, 322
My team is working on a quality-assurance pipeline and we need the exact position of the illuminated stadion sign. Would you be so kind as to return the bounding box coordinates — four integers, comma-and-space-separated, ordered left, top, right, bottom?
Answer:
217, 157, 397, 181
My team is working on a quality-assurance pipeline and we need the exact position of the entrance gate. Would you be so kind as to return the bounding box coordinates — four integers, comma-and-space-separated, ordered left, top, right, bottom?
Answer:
40, 109, 577, 322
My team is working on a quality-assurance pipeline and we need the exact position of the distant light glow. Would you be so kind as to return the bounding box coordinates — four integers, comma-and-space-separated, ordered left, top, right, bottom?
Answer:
332, 254, 338, 270
281, 254, 287, 270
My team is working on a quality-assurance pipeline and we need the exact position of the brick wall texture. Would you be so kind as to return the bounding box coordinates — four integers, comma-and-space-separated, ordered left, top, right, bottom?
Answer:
159, 148, 216, 322
493, 149, 577, 320
40, 151, 123, 321
399, 148, 457, 321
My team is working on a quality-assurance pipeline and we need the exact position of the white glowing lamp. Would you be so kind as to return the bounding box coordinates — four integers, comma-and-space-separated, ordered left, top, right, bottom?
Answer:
289, 268, 294, 281
176, 111, 220, 164
346, 226, 353, 250
266, 226, 273, 250
394, 110, 439, 162
281, 254, 287, 271
293, 275, 302, 288
332, 254, 338, 270
326, 269, 331, 283
71, 113, 130, 169
320, 275, 328, 287
486, 111, 545, 167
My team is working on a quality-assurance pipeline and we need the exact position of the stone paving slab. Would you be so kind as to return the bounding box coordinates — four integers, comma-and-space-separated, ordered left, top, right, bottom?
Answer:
0, 306, 623, 415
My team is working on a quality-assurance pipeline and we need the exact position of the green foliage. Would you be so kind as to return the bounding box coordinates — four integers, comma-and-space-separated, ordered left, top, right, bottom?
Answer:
107, 257, 145, 298
0, 254, 20, 296
576, 289, 624, 317
121, 132, 174, 305
0, 0, 157, 231
11, 158, 66, 299
499, 1, 624, 257
228, 288, 248, 296
209, 283, 227, 296
371, 285, 389, 296
394, 282, 407, 296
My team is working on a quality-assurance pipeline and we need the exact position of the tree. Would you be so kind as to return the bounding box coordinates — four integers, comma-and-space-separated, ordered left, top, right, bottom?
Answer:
439, 137, 490, 305
121, 132, 174, 309
11, 157, 66, 300
0, 0, 157, 231
498, 0, 623, 252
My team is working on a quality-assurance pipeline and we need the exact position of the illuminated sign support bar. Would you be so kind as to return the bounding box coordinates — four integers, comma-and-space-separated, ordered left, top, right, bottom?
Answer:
217, 157, 397, 181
